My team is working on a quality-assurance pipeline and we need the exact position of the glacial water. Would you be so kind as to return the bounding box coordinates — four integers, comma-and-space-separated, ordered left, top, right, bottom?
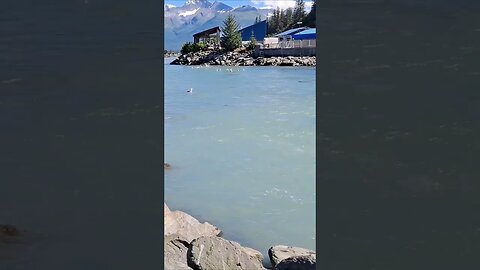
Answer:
164, 58, 316, 260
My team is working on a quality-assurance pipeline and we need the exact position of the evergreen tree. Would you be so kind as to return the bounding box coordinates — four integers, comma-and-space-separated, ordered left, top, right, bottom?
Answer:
221, 14, 242, 51
293, 0, 306, 23
277, 8, 285, 32
246, 31, 257, 50
302, 0, 316, 28
285, 8, 294, 28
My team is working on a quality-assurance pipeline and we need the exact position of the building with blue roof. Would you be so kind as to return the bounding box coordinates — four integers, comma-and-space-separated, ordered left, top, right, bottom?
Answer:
275, 26, 308, 38
292, 28, 316, 40
238, 20, 268, 42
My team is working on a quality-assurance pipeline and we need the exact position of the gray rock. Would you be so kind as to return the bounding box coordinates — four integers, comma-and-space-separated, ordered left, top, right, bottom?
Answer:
164, 203, 170, 216
187, 236, 265, 270
164, 209, 221, 243
171, 50, 316, 67
268, 245, 316, 267
164, 234, 192, 270
275, 255, 316, 270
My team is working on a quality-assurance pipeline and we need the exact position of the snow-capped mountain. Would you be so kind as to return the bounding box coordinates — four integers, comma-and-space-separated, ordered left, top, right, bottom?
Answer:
210, 1, 233, 12
232, 5, 258, 12
164, 0, 272, 50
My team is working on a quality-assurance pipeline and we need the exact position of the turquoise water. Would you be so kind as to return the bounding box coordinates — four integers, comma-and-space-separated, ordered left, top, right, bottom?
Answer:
164, 58, 316, 259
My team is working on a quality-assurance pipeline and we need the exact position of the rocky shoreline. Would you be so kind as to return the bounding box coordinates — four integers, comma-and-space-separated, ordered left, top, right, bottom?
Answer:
170, 50, 316, 67
164, 203, 316, 270
165, 52, 181, 58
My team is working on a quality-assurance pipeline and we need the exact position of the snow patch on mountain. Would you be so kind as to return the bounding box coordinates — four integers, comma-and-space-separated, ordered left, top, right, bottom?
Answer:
179, 8, 200, 17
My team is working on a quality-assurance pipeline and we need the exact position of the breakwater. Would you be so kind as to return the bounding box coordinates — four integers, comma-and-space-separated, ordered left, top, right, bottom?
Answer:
170, 50, 315, 66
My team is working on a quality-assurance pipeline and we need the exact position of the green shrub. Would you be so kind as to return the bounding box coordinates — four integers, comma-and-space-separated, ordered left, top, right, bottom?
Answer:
246, 33, 257, 51
180, 42, 206, 55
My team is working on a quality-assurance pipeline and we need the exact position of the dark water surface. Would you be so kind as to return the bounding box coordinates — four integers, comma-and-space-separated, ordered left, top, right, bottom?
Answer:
0, 1, 162, 269
318, 1, 480, 269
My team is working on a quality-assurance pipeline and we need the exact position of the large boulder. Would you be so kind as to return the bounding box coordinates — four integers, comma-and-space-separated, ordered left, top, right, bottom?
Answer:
164, 234, 192, 270
164, 208, 221, 243
268, 245, 316, 268
187, 236, 265, 270
275, 255, 316, 270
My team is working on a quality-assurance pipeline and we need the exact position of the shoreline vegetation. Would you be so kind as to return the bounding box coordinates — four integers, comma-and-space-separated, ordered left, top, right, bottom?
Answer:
169, 49, 316, 67
164, 202, 316, 270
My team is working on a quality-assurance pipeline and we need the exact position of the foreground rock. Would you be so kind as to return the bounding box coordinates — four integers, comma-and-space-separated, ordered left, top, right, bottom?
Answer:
187, 236, 265, 270
275, 255, 316, 270
164, 204, 221, 243
164, 234, 191, 270
170, 50, 315, 67
269, 245, 316, 269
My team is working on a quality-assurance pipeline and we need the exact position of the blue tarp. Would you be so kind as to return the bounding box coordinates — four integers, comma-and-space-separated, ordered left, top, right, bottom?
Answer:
292, 28, 316, 40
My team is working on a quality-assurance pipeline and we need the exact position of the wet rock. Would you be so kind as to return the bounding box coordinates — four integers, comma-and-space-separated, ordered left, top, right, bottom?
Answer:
187, 236, 265, 270
0, 224, 20, 238
164, 234, 192, 270
164, 209, 221, 243
268, 245, 316, 267
275, 255, 316, 270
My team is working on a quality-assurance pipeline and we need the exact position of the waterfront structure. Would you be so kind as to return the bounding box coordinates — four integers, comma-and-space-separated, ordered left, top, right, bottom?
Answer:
292, 28, 316, 40
275, 27, 308, 42
238, 20, 268, 42
254, 27, 316, 57
193, 26, 221, 49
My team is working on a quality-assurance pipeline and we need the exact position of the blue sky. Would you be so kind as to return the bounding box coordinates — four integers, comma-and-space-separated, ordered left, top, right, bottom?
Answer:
165, 0, 314, 11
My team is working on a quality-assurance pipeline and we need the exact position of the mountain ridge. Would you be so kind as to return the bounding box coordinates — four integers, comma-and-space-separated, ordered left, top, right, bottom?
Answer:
164, 0, 272, 50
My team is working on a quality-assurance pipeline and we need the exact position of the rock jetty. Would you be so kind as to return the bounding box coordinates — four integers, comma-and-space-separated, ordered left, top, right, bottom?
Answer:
164, 203, 317, 270
165, 51, 181, 58
170, 50, 315, 67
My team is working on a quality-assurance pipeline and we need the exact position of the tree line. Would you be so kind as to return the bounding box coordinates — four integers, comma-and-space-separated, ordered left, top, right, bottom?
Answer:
266, 0, 316, 35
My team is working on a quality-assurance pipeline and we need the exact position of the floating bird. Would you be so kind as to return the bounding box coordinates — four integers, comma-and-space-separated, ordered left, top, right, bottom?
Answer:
187, 88, 193, 93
